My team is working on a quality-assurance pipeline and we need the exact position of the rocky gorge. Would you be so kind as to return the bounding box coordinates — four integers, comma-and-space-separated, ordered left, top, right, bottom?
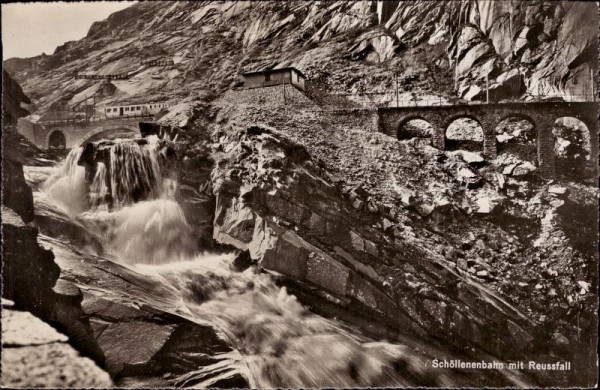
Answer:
2, 1, 598, 388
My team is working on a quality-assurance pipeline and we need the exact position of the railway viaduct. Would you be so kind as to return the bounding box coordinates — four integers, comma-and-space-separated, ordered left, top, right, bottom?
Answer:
18, 117, 145, 150
378, 101, 598, 177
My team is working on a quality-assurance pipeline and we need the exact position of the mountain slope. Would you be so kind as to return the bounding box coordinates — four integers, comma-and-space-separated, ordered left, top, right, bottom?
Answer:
4, 1, 596, 117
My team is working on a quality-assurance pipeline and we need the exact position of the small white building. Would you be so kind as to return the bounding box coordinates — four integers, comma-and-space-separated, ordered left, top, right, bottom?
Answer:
242, 67, 306, 91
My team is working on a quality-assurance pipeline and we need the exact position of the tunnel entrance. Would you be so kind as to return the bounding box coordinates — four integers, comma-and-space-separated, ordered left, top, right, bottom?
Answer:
48, 130, 66, 150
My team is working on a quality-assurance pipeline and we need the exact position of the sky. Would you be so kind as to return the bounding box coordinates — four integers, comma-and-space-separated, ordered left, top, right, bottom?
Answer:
2, 1, 136, 60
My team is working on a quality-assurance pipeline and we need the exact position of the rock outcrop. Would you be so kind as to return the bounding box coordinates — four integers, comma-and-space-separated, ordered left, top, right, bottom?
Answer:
1, 299, 113, 388
210, 125, 537, 362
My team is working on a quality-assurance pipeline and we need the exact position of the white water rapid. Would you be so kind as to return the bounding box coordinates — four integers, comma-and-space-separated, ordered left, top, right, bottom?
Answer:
29, 138, 495, 388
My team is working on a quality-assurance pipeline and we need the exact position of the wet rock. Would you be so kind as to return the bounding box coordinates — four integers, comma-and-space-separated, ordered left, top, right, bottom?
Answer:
2, 159, 34, 223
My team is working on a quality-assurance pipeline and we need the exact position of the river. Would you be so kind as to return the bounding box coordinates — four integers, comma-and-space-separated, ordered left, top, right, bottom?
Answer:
23, 136, 528, 388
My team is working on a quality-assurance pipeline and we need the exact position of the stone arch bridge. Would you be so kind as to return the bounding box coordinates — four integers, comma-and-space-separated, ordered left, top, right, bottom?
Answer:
378, 101, 598, 177
20, 117, 143, 150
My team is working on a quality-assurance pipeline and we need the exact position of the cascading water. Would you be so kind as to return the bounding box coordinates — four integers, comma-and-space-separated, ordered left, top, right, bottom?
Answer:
89, 162, 109, 211
33, 136, 471, 388
108, 135, 165, 208
41, 136, 194, 264
136, 256, 453, 388
42, 147, 88, 214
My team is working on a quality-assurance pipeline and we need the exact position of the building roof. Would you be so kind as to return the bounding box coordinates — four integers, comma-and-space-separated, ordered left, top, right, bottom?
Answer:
241, 66, 306, 79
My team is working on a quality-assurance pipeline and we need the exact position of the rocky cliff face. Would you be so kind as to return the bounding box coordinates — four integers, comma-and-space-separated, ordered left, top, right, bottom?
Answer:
202, 121, 596, 386
209, 125, 537, 362
4, 1, 596, 115
200, 94, 597, 385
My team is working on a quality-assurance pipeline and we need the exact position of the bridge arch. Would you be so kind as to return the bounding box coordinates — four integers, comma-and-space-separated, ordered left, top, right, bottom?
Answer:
552, 116, 596, 181
443, 115, 485, 153
47, 130, 67, 150
495, 114, 537, 163
75, 125, 139, 147
397, 116, 434, 142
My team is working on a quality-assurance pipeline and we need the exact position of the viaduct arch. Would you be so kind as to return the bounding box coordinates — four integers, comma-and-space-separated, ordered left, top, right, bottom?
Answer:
21, 118, 142, 150
47, 130, 67, 150
379, 101, 598, 177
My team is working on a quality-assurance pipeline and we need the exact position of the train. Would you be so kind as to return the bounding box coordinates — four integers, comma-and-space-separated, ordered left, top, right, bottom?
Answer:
103, 102, 175, 118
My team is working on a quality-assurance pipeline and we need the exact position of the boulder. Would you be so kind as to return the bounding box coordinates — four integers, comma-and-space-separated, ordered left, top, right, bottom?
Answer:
511, 162, 536, 176
496, 132, 514, 143
457, 167, 483, 188
449, 150, 485, 166
548, 185, 568, 195
1, 309, 113, 389
393, 184, 416, 206
475, 195, 505, 214
503, 163, 518, 175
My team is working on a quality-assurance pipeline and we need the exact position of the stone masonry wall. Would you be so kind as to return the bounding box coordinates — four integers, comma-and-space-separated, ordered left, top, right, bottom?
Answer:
308, 109, 379, 134
220, 85, 316, 108
378, 102, 599, 178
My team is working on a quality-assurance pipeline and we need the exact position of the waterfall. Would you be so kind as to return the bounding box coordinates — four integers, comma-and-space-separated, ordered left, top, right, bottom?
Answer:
137, 256, 453, 388
109, 136, 165, 208
34, 136, 478, 388
43, 147, 87, 214
89, 162, 109, 211
42, 136, 193, 265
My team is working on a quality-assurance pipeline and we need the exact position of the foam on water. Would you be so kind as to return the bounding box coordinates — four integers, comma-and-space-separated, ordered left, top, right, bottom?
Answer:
138, 257, 452, 388
79, 198, 196, 264
42, 147, 88, 215
41, 137, 192, 265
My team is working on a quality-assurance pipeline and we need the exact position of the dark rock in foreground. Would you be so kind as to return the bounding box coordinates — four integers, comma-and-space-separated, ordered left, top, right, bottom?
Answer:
2, 190, 248, 388
1, 300, 113, 388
